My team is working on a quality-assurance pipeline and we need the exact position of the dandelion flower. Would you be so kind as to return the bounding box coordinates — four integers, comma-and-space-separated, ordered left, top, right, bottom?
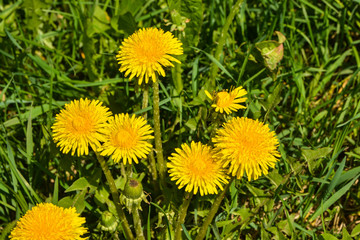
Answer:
205, 86, 247, 114
167, 141, 228, 196
52, 98, 112, 156
100, 114, 154, 164
213, 117, 280, 181
10, 203, 87, 240
116, 27, 183, 84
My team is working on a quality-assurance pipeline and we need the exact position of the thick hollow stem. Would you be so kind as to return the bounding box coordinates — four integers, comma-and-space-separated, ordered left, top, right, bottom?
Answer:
208, 0, 244, 90
96, 153, 134, 240
142, 85, 149, 120
174, 192, 193, 239
142, 85, 158, 182
149, 150, 158, 182
152, 80, 166, 188
132, 207, 145, 240
195, 178, 234, 240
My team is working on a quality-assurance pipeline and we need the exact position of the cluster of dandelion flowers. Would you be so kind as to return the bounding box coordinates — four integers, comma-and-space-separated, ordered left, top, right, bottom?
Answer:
213, 117, 280, 181
205, 86, 247, 114
10, 203, 87, 240
167, 141, 228, 196
52, 98, 112, 156
116, 27, 183, 84
100, 113, 154, 164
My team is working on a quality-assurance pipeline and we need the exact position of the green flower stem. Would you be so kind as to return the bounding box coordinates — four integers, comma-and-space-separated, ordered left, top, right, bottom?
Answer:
142, 85, 149, 120
95, 153, 134, 240
208, 0, 244, 90
152, 80, 166, 188
142, 85, 158, 182
195, 178, 234, 240
149, 150, 158, 182
174, 192, 193, 240
132, 207, 145, 240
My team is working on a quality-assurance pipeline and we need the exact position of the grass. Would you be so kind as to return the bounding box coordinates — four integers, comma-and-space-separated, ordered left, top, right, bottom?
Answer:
1, 0, 360, 239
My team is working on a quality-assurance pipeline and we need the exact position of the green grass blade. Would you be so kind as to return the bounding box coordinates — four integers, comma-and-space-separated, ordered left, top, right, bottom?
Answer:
150, 202, 172, 240
191, 47, 234, 81
310, 173, 359, 221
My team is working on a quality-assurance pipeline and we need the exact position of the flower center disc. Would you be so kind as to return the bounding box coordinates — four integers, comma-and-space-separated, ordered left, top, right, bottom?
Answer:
188, 155, 208, 175
136, 41, 164, 63
115, 128, 137, 149
71, 116, 92, 134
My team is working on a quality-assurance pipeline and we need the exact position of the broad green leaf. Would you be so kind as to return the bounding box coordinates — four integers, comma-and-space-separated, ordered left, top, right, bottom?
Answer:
111, 12, 137, 35
267, 227, 287, 240
266, 169, 287, 187
167, 0, 203, 48
94, 186, 110, 204
87, 5, 110, 36
58, 196, 73, 208
302, 147, 333, 175
65, 177, 90, 192
286, 156, 304, 175
277, 220, 291, 236
246, 183, 271, 208
254, 31, 286, 70
267, 82, 283, 109
115, 175, 127, 191
321, 233, 338, 240
275, 31, 286, 43
314, 110, 328, 122
216, 219, 234, 228
58, 191, 86, 213
23, 0, 49, 31
185, 118, 198, 131
256, 41, 281, 57
255, 42, 282, 70
119, 0, 145, 16
261, 224, 270, 240
73, 190, 86, 213
342, 228, 352, 240
351, 223, 360, 237
263, 82, 283, 121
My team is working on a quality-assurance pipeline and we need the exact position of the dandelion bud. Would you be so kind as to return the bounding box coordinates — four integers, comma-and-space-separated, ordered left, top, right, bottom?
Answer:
120, 178, 148, 213
99, 211, 118, 232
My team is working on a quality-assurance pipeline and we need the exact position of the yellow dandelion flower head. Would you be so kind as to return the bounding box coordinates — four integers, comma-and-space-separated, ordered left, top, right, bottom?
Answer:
100, 113, 154, 164
205, 86, 247, 114
213, 117, 280, 181
167, 141, 229, 196
10, 203, 87, 240
116, 27, 183, 85
52, 98, 112, 156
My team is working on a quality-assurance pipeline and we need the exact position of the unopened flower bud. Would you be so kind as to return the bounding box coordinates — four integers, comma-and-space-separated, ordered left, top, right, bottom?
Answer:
98, 211, 118, 232
120, 178, 148, 213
